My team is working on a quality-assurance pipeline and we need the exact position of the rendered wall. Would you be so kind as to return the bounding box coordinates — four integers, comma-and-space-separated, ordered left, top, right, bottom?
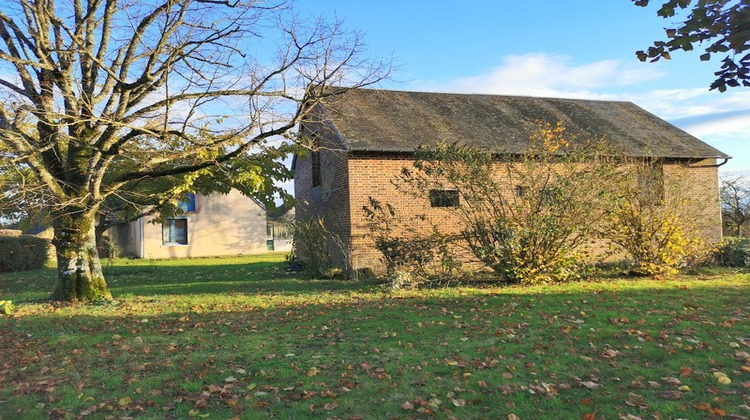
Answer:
113, 189, 268, 259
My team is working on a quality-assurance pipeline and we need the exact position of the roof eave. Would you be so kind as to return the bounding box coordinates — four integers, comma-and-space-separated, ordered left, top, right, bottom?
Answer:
347, 147, 730, 160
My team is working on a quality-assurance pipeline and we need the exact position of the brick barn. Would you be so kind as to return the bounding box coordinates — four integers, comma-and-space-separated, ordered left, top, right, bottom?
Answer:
293, 88, 730, 274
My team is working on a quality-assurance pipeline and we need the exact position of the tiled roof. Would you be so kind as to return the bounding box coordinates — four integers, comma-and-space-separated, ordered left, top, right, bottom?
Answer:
316, 88, 729, 159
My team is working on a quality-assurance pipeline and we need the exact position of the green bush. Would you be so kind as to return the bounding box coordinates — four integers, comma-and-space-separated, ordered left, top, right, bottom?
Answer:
290, 217, 350, 278
363, 197, 458, 279
713, 237, 750, 267
0, 235, 50, 273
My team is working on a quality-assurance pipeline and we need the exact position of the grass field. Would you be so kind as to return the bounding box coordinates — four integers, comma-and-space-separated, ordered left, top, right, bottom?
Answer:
0, 254, 749, 419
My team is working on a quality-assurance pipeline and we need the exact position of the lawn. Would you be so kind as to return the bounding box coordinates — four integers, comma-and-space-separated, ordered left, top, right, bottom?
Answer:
0, 254, 749, 419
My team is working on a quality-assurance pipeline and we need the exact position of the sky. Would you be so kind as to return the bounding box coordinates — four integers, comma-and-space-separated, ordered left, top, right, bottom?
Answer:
293, 0, 750, 174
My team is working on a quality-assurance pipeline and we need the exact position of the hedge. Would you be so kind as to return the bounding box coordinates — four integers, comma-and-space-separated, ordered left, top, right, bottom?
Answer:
0, 235, 50, 273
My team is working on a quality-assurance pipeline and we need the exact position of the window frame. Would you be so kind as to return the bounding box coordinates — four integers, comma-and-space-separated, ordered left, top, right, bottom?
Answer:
162, 217, 189, 246
310, 132, 322, 188
429, 189, 460, 208
177, 193, 197, 213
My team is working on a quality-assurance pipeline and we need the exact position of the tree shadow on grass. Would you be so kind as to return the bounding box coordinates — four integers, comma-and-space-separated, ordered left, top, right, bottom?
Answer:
105, 261, 370, 297
1, 259, 371, 302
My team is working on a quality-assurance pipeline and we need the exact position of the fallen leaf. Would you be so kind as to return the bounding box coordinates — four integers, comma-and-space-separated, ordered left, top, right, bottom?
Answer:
660, 391, 682, 400
678, 366, 693, 377
579, 381, 600, 389
402, 401, 414, 410
602, 349, 620, 358
79, 404, 97, 416
661, 377, 681, 387
324, 401, 338, 411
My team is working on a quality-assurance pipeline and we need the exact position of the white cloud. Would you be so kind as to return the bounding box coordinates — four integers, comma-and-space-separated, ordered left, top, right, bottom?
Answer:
415, 53, 665, 97
671, 109, 750, 138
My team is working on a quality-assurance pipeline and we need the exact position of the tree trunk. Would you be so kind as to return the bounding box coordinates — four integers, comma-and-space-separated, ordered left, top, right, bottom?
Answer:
51, 209, 113, 302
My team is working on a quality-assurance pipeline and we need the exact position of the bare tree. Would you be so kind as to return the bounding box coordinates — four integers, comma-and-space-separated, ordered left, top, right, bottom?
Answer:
0, 0, 389, 302
720, 176, 750, 236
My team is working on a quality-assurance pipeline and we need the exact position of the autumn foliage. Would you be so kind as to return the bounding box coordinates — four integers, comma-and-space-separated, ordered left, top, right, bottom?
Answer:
366, 122, 713, 282
369, 122, 617, 284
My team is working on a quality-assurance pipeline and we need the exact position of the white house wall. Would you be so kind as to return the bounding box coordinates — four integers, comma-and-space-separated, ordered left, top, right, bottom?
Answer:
116, 189, 269, 259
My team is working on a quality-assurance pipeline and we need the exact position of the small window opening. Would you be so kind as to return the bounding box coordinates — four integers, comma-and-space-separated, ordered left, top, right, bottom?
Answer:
178, 193, 196, 212
162, 218, 188, 245
429, 189, 459, 207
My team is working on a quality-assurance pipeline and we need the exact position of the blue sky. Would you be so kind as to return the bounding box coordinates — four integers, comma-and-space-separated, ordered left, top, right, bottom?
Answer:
294, 0, 750, 173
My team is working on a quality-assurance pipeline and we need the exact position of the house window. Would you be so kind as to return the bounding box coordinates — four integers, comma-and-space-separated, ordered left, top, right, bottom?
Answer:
178, 193, 196, 212
310, 132, 322, 188
162, 218, 188, 245
429, 189, 459, 207
311, 150, 321, 187
267, 222, 291, 241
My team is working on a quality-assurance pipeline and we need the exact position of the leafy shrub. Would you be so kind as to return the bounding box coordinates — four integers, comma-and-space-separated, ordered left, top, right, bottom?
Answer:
601, 160, 710, 277
392, 122, 614, 285
713, 237, 750, 267
363, 197, 458, 278
462, 212, 589, 285
290, 217, 350, 278
605, 201, 707, 276
0, 235, 50, 272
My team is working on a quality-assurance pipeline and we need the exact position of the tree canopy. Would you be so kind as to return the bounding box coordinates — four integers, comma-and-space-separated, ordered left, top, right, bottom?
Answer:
0, 0, 389, 301
633, 0, 749, 91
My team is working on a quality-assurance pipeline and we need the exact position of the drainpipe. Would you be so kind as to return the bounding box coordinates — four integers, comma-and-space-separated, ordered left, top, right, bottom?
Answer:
139, 217, 145, 258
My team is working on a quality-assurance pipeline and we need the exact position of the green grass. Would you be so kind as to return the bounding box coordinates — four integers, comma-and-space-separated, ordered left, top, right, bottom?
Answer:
1, 254, 749, 419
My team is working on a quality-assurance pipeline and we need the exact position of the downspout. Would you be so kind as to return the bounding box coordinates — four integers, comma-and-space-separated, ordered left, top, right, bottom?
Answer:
139, 217, 145, 258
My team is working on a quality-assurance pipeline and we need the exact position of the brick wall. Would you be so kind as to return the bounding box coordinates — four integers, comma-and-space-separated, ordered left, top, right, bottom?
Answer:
663, 158, 722, 244
345, 154, 724, 273
296, 143, 724, 274
294, 120, 353, 269
347, 152, 472, 272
